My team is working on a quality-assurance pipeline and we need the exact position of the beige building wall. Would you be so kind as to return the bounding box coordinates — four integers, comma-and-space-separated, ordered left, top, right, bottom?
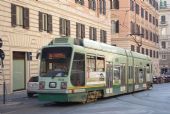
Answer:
111, 0, 160, 76
0, 0, 111, 94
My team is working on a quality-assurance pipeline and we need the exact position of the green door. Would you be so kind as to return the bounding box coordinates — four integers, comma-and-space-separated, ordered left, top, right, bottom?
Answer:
13, 52, 25, 91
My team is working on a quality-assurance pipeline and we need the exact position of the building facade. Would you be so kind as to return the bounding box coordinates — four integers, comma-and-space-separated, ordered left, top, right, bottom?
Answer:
159, 0, 170, 74
111, 0, 160, 76
0, 0, 111, 94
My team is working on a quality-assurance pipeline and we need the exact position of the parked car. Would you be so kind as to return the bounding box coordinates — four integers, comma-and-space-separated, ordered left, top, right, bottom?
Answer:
153, 76, 164, 84
163, 72, 170, 83
27, 76, 39, 97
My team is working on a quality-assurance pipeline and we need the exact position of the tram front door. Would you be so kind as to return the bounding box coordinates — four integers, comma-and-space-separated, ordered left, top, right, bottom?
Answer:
106, 62, 113, 94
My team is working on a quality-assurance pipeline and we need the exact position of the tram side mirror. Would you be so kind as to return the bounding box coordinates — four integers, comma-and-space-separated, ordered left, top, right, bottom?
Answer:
146, 64, 150, 66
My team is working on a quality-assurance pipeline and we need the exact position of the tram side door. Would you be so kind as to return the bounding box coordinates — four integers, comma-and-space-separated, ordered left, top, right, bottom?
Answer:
106, 62, 113, 94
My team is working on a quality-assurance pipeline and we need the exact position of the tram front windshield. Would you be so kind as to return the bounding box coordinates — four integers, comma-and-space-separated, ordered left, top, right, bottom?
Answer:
40, 47, 72, 77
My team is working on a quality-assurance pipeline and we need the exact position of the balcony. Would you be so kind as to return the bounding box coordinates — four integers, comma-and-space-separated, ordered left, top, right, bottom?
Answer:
160, 21, 168, 26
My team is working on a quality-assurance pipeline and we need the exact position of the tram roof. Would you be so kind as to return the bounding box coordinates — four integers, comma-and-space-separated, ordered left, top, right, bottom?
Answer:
48, 37, 150, 59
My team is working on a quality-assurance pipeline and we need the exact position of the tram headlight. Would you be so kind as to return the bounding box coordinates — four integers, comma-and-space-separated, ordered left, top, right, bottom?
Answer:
39, 81, 45, 90
61, 82, 67, 89
49, 82, 57, 88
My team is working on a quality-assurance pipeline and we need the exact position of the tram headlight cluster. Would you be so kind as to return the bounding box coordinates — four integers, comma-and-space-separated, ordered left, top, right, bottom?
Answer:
39, 81, 45, 89
61, 82, 67, 89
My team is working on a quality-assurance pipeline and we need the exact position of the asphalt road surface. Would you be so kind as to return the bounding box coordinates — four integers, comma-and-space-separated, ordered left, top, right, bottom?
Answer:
1, 83, 170, 114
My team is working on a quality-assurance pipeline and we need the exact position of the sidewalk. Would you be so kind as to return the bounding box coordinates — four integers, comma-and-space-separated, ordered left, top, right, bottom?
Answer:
0, 90, 27, 106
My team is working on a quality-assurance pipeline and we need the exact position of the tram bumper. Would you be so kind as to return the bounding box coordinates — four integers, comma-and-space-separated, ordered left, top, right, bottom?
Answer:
38, 89, 87, 102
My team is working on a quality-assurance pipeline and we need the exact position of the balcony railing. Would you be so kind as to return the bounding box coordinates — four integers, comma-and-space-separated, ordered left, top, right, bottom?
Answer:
160, 21, 168, 25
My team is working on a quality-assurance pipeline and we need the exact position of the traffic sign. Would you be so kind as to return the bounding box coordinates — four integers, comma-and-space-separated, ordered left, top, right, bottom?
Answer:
0, 49, 5, 60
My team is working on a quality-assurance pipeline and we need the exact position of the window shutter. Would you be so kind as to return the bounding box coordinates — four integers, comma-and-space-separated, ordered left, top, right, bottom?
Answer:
47, 14, 52, 33
89, 27, 92, 40
104, 31, 107, 43
23, 7, 29, 29
88, 0, 91, 9
81, 24, 85, 39
39, 12, 43, 32
11, 4, 16, 27
110, 0, 113, 9
116, 20, 119, 33
100, 30, 103, 42
103, 0, 106, 15
93, 0, 96, 10
66, 20, 70, 36
59, 18, 63, 35
76, 23, 79, 38
99, 0, 103, 14
116, 0, 119, 9
93, 28, 97, 41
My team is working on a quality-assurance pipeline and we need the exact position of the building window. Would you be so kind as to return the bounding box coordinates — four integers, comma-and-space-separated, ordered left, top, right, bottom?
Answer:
161, 27, 167, 36
130, 21, 135, 34
153, 16, 155, 25
141, 27, 144, 38
153, 33, 156, 42
145, 11, 148, 20
99, 0, 106, 15
89, 27, 97, 41
76, 23, 85, 39
145, 29, 148, 39
142, 48, 144, 54
153, 51, 155, 58
162, 54, 166, 60
89, 0, 96, 10
137, 46, 140, 53
146, 49, 148, 55
141, 7, 144, 18
149, 14, 152, 23
75, 0, 84, 5
131, 45, 135, 51
59, 18, 70, 36
110, 0, 119, 9
130, 0, 134, 11
135, 24, 140, 35
161, 15, 166, 24
150, 50, 152, 57
39, 12, 52, 33
156, 51, 159, 58
156, 19, 158, 26
135, 3, 139, 15
150, 32, 152, 41
112, 20, 119, 34
11, 4, 29, 29
100, 30, 107, 43
161, 41, 166, 49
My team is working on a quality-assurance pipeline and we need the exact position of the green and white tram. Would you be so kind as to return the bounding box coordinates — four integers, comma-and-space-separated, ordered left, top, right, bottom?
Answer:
38, 37, 153, 103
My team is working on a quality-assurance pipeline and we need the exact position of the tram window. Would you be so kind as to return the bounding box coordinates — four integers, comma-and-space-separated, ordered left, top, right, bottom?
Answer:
139, 68, 144, 83
71, 53, 85, 86
135, 67, 139, 84
146, 66, 150, 73
121, 65, 126, 85
128, 66, 132, 79
87, 55, 96, 71
114, 66, 121, 80
40, 47, 72, 77
96, 57, 105, 72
